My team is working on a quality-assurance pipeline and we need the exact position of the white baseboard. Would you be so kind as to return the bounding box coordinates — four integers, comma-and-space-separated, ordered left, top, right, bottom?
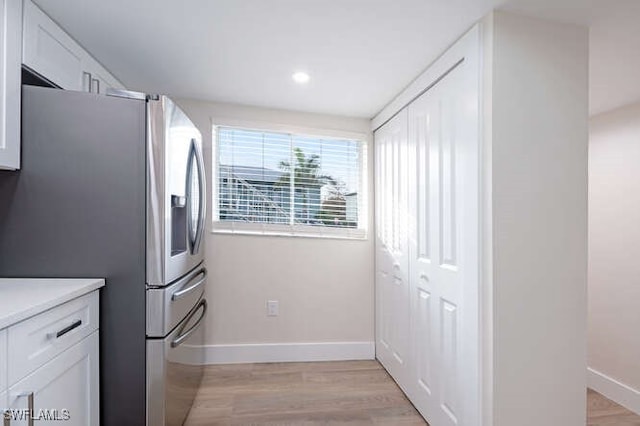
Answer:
174, 341, 375, 365
588, 367, 640, 415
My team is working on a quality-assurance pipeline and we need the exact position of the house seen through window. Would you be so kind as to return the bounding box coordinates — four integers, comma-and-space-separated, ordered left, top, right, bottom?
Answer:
214, 126, 364, 237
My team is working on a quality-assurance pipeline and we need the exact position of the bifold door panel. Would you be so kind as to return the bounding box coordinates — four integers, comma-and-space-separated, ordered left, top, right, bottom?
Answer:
375, 34, 479, 426
375, 109, 411, 389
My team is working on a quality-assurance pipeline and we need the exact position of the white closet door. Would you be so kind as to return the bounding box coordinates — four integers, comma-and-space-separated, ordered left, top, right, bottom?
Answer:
407, 60, 479, 426
375, 109, 411, 388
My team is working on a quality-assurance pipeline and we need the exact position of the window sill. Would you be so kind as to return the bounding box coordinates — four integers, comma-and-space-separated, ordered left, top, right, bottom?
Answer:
210, 223, 368, 241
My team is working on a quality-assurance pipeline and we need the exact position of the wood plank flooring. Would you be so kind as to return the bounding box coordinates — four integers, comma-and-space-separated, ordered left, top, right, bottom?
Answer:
184, 360, 427, 425
185, 360, 640, 425
588, 388, 640, 426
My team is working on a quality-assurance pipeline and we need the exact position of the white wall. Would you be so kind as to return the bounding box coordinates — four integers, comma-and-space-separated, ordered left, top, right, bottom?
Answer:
588, 102, 640, 414
175, 98, 375, 362
485, 11, 588, 426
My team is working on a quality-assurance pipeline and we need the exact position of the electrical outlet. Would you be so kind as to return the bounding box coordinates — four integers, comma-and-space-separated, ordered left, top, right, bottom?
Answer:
267, 300, 279, 316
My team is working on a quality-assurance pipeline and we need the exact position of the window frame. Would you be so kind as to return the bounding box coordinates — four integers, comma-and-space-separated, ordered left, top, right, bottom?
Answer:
211, 120, 369, 240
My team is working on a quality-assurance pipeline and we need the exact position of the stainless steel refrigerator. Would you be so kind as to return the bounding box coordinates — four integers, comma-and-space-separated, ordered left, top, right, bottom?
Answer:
0, 85, 208, 426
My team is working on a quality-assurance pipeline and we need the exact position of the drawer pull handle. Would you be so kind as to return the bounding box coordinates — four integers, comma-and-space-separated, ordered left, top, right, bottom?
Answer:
91, 78, 100, 94
25, 392, 33, 426
54, 320, 82, 339
172, 269, 207, 301
83, 72, 92, 92
14, 392, 34, 426
171, 299, 207, 348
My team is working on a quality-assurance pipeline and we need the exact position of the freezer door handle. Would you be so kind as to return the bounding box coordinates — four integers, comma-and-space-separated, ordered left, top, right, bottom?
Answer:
171, 269, 207, 301
171, 299, 207, 348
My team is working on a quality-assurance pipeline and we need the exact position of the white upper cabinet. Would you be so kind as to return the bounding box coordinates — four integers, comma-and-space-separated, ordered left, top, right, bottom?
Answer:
22, 0, 124, 93
0, 0, 125, 169
22, 0, 84, 90
0, 0, 22, 170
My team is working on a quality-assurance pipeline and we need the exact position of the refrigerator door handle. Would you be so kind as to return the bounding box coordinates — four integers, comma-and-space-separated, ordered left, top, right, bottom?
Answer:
194, 138, 206, 254
171, 299, 207, 348
187, 138, 206, 255
171, 269, 207, 301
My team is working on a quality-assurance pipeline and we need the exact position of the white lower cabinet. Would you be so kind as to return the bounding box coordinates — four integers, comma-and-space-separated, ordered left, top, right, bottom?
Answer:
0, 284, 102, 426
0, 329, 6, 391
8, 332, 99, 426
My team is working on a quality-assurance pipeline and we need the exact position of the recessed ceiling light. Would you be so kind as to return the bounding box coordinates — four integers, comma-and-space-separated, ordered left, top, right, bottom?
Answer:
292, 71, 310, 84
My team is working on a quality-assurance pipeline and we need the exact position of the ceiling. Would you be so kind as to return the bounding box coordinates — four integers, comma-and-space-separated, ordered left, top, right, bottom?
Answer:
34, 0, 640, 118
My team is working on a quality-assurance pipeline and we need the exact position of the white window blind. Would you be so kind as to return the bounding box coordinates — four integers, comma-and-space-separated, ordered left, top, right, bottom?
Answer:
214, 126, 365, 238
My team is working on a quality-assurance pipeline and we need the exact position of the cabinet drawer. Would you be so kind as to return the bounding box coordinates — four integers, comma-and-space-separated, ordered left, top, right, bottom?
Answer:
8, 292, 98, 386
0, 329, 6, 390
147, 266, 206, 337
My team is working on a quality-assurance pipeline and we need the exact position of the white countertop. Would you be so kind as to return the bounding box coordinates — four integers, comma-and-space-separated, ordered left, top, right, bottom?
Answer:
0, 278, 105, 329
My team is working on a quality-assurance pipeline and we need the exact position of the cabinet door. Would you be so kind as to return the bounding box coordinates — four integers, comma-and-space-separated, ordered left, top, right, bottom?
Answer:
8, 332, 99, 426
22, 0, 84, 90
0, 0, 22, 170
374, 109, 411, 388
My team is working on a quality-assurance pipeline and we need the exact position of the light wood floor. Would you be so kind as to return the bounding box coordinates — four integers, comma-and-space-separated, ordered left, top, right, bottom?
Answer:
185, 360, 640, 425
588, 388, 640, 426
184, 360, 426, 425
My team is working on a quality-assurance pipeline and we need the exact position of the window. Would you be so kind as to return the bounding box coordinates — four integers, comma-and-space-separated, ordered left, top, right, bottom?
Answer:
213, 126, 366, 239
